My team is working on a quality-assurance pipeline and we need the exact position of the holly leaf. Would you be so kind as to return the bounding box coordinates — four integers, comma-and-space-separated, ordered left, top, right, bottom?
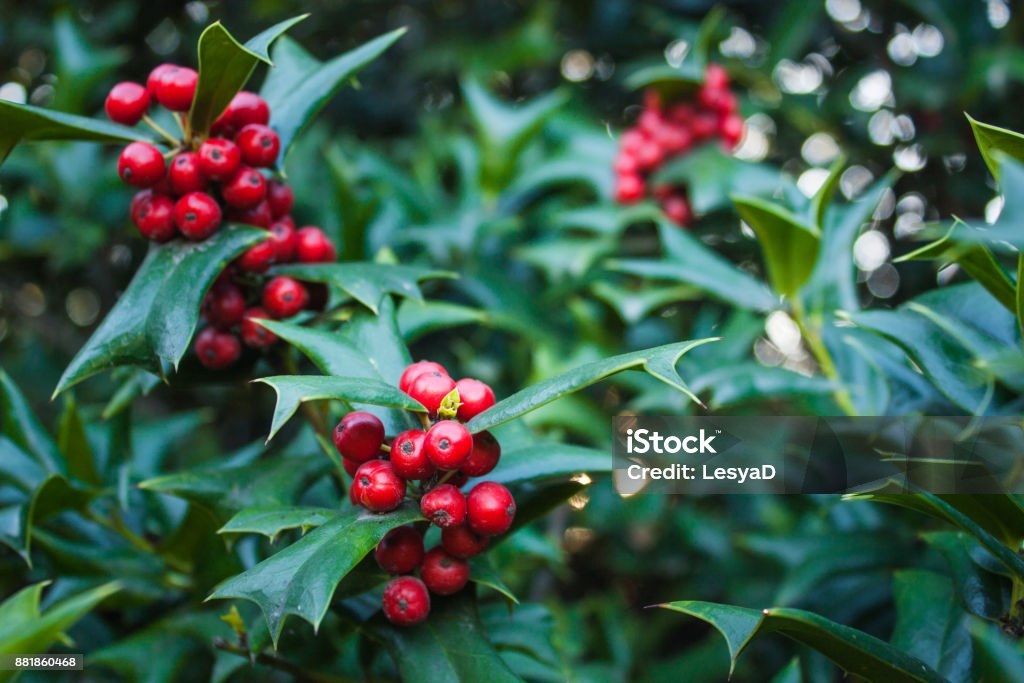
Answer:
465, 340, 716, 433
0, 99, 145, 166
966, 113, 1024, 179
262, 29, 406, 162
253, 319, 377, 378
217, 506, 336, 541
660, 601, 946, 683
54, 226, 265, 396
732, 195, 821, 298
486, 442, 608, 486
208, 503, 422, 646
270, 262, 455, 313
255, 376, 425, 441
188, 16, 307, 136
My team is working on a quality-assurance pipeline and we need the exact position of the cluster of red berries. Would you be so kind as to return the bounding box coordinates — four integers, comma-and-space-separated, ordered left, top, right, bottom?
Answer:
332, 361, 514, 626
613, 63, 743, 226
103, 65, 339, 370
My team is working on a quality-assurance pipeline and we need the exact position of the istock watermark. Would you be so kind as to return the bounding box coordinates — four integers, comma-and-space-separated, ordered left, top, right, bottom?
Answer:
612, 416, 1024, 495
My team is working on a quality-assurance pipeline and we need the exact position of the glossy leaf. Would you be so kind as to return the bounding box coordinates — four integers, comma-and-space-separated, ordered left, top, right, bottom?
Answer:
0, 581, 120, 681
370, 590, 522, 683
966, 113, 1024, 179
732, 195, 820, 298
254, 319, 376, 378
0, 368, 63, 472
890, 570, 972, 682
970, 621, 1024, 683
138, 454, 329, 523
255, 375, 425, 441
486, 443, 608, 486
218, 506, 336, 541
56, 395, 100, 485
55, 226, 266, 396
188, 16, 307, 136
270, 262, 455, 313
660, 601, 946, 682
466, 339, 715, 433
924, 532, 1008, 621
610, 222, 779, 312
262, 29, 406, 161
470, 556, 520, 605
0, 99, 144, 165
208, 503, 422, 646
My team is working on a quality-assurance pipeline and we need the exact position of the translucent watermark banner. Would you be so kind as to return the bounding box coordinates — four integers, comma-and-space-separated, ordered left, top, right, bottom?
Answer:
612, 416, 1024, 495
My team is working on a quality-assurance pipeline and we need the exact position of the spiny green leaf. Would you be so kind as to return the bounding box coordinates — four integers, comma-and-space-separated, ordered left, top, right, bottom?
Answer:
465, 339, 716, 433
966, 113, 1024, 179
255, 375, 425, 441
188, 16, 307, 136
270, 262, 455, 313
486, 443, 608, 486
263, 28, 406, 161
208, 503, 421, 646
218, 506, 335, 540
659, 601, 946, 682
0, 368, 63, 472
54, 226, 265, 395
0, 99, 144, 166
254, 319, 376, 378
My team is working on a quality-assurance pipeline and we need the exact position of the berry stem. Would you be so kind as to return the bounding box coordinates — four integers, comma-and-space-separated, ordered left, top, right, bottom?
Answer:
142, 114, 181, 147
436, 470, 456, 487
417, 412, 431, 430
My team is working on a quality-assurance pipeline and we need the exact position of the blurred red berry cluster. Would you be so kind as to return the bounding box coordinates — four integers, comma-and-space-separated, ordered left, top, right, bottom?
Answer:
332, 361, 513, 626
614, 63, 744, 227
104, 66, 340, 371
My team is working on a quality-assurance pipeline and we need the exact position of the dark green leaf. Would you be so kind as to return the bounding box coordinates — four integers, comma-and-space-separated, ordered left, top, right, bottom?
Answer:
732, 195, 820, 298
56, 395, 100, 485
263, 29, 406, 161
254, 319, 376, 378
655, 146, 788, 214
924, 532, 1009, 621
970, 621, 1024, 683
470, 555, 519, 605
466, 339, 715, 433
370, 590, 522, 683
255, 375, 425, 441
0, 99, 144, 165
218, 506, 336, 540
138, 454, 329, 523
188, 16, 307, 136
270, 262, 455, 313
0, 368, 63, 472
660, 601, 946, 682
55, 226, 266, 395
487, 443, 607, 486
966, 113, 1024, 179
890, 570, 973, 682
208, 503, 421, 645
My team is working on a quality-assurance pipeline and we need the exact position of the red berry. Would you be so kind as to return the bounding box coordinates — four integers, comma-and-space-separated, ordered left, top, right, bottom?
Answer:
194, 327, 241, 370
634, 141, 664, 171
153, 66, 197, 111
420, 484, 466, 528
266, 180, 294, 217
614, 153, 639, 175
197, 138, 241, 181
424, 421, 473, 471
118, 142, 165, 188
454, 378, 495, 421
375, 526, 425, 575
656, 124, 693, 154
420, 547, 470, 595
237, 238, 276, 273
227, 200, 273, 229
705, 62, 730, 91
407, 371, 457, 416
203, 281, 245, 329
215, 91, 270, 133
382, 576, 430, 626
720, 114, 744, 148
389, 430, 435, 480
146, 64, 176, 96
294, 226, 336, 263
691, 112, 718, 139
460, 430, 501, 478
236, 123, 280, 167
262, 276, 308, 318
620, 129, 646, 154
637, 109, 663, 137
131, 192, 176, 242
667, 103, 695, 125
615, 174, 645, 204
105, 82, 150, 125
440, 525, 489, 558
174, 191, 222, 240
168, 152, 204, 194
466, 482, 516, 536
222, 167, 267, 209
353, 460, 406, 512
333, 411, 386, 463
240, 307, 277, 348
662, 195, 693, 226
268, 219, 296, 262
400, 361, 448, 393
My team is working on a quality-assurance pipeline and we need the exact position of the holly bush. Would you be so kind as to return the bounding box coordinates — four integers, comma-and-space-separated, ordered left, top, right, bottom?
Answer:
1, 2, 1023, 682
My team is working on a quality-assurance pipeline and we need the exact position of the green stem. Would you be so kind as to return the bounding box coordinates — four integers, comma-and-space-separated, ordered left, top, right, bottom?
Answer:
143, 115, 181, 147
791, 298, 858, 417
